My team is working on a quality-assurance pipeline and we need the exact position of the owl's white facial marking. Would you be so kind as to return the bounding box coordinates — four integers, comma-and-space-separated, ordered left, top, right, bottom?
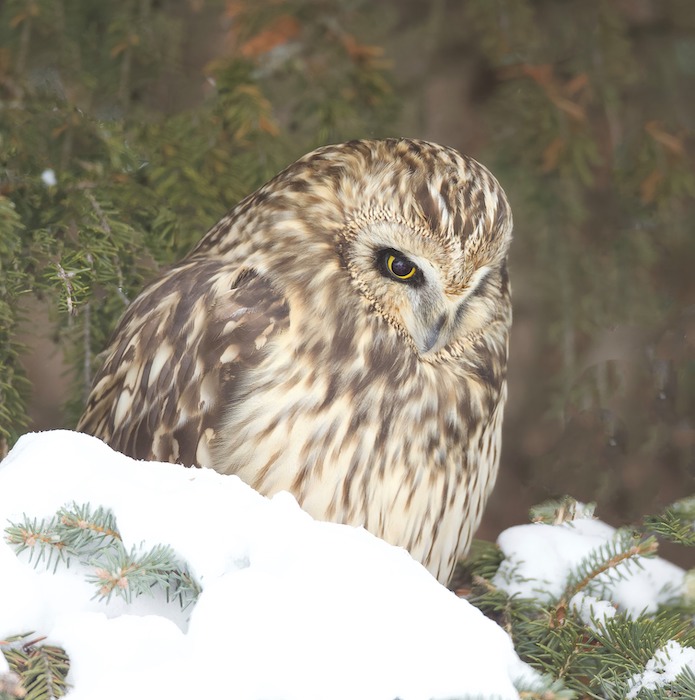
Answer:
398, 258, 494, 355
341, 216, 501, 357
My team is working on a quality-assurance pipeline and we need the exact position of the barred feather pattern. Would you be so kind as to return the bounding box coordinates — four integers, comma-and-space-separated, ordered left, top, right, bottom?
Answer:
78, 138, 513, 584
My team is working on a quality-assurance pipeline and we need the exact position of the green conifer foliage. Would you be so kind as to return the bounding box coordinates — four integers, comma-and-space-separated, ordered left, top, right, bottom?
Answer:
464, 0, 695, 520
376, 0, 695, 524
0, 0, 396, 448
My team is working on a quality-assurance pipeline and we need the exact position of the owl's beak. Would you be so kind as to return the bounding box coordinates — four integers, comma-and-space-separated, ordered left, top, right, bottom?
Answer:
410, 281, 477, 355
417, 294, 471, 355
417, 267, 493, 355
417, 303, 463, 355
422, 313, 448, 353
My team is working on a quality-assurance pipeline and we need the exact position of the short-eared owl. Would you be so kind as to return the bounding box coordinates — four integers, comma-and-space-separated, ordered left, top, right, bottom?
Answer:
78, 138, 513, 584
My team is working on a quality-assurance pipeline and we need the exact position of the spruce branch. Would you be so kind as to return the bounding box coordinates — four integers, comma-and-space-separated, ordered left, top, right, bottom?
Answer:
4, 503, 121, 571
577, 616, 695, 699
4, 515, 68, 573
644, 497, 695, 547
462, 497, 693, 698
56, 502, 121, 552
559, 531, 658, 609
1, 633, 69, 700
87, 542, 201, 608
461, 539, 506, 582
5, 503, 200, 609
52, 263, 80, 317
530, 497, 596, 525
665, 666, 695, 699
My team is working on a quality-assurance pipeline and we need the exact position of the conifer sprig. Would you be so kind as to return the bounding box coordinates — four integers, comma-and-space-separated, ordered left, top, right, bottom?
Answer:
559, 532, 658, 608
87, 542, 201, 608
4, 503, 200, 608
1, 633, 69, 700
644, 497, 695, 548
457, 496, 694, 700
530, 498, 596, 525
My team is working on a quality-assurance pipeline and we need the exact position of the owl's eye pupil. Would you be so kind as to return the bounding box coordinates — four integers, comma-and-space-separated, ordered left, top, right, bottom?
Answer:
376, 248, 421, 284
389, 255, 415, 278
384, 252, 417, 281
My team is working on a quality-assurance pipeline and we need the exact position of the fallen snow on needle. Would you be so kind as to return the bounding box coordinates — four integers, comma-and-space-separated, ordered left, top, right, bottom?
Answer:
491, 499, 691, 696
625, 640, 695, 699
494, 509, 685, 619
0, 430, 536, 700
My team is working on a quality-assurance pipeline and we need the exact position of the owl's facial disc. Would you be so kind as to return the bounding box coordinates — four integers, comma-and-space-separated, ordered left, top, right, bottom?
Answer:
404, 280, 458, 355
378, 252, 493, 355
371, 247, 469, 355
409, 265, 492, 355
343, 218, 500, 357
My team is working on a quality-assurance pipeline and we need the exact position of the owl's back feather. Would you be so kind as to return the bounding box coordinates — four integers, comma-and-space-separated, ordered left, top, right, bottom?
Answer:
78, 264, 289, 467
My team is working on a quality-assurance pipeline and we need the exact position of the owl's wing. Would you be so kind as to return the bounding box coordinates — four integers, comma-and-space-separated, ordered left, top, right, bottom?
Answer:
77, 261, 289, 467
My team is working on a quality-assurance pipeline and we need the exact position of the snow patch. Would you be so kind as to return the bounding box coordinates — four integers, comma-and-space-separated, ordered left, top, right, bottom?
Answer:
0, 430, 532, 700
625, 640, 695, 698
494, 518, 684, 616
569, 592, 616, 631
40, 168, 57, 187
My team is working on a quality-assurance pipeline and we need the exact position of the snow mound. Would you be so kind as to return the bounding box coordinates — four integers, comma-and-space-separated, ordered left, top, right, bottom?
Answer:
0, 430, 533, 700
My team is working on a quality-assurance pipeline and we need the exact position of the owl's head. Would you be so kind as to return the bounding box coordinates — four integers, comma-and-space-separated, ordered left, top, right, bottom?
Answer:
331, 139, 513, 358
204, 138, 513, 359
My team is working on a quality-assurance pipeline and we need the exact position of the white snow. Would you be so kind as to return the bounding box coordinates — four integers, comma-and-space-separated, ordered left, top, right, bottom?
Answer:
0, 430, 535, 700
494, 516, 685, 617
569, 592, 617, 631
625, 640, 695, 698
40, 168, 57, 187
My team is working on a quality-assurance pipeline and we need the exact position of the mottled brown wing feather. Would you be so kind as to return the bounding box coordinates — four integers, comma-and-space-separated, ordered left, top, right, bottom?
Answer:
77, 262, 289, 467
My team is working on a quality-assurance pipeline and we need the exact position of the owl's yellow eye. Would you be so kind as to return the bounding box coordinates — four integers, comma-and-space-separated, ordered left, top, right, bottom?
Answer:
386, 253, 417, 280
376, 248, 423, 286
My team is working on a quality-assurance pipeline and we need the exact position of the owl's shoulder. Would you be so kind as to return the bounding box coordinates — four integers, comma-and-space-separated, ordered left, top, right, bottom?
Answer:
78, 261, 289, 466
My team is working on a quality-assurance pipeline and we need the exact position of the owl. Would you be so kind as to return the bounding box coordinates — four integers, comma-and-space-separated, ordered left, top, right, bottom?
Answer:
78, 138, 513, 585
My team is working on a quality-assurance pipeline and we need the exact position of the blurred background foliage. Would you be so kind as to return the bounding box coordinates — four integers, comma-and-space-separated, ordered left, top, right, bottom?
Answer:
0, 0, 693, 554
